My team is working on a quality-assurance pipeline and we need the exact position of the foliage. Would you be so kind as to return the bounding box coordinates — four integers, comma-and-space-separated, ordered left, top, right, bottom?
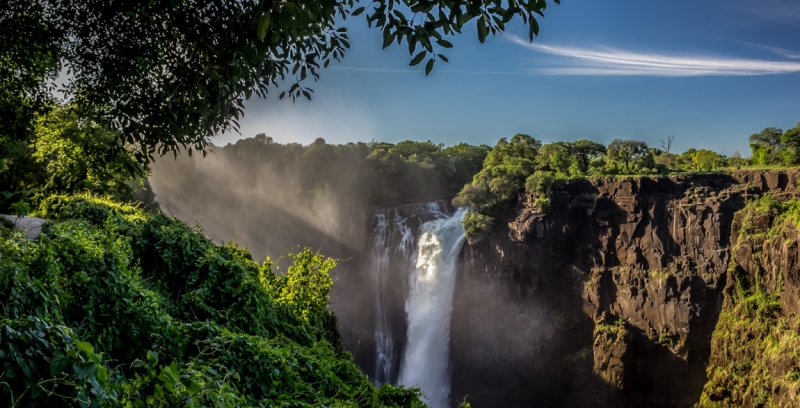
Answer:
780, 123, 800, 166
690, 149, 726, 172
0, 1, 60, 175
745, 124, 800, 167
2, 0, 559, 165
0, 194, 424, 407
0, 105, 153, 213
699, 283, 798, 407
454, 135, 654, 240
525, 171, 555, 195
453, 134, 540, 239
606, 139, 648, 171
187, 135, 490, 205
700, 196, 800, 407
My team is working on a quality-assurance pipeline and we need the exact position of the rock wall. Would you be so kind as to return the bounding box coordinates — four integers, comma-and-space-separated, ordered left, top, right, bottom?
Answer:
450, 170, 800, 408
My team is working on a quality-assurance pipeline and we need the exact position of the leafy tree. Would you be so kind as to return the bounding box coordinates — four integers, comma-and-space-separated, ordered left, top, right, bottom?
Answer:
3, 0, 560, 165
749, 127, 783, 150
655, 152, 678, 170
572, 139, 607, 173
454, 134, 541, 240
536, 142, 573, 177
0, 105, 148, 209
781, 123, 800, 166
607, 139, 648, 171
749, 127, 784, 165
525, 170, 555, 195
444, 142, 493, 183
691, 149, 725, 171
678, 148, 697, 169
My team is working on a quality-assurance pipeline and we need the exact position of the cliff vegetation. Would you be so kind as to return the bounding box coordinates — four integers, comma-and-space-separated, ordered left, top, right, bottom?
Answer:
0, 194, 423, 407
701, 195, 800, 407
453, 124, 800, 242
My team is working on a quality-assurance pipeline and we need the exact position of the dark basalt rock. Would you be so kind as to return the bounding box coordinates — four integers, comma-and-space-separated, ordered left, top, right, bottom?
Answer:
450, 170, 800, 408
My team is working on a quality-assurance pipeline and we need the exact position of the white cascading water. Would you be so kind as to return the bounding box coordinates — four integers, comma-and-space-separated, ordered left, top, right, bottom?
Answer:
370, 202, 448, 384
398, 208, 466, 408
371, 209, 394, 384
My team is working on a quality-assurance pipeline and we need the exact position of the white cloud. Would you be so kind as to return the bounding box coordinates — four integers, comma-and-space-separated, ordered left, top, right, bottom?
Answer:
509, 36, 800, 76
739, 42, 800, 60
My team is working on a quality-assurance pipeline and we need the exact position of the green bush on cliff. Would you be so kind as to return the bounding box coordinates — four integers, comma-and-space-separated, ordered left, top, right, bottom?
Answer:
700, 195, 800, 407
0, 194, 423, 407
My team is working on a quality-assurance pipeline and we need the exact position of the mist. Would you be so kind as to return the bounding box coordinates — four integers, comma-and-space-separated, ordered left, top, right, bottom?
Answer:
148, 135, 488, 372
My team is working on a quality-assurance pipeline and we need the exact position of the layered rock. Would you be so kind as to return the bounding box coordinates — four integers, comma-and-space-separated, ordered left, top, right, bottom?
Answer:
450, 170, 800, 408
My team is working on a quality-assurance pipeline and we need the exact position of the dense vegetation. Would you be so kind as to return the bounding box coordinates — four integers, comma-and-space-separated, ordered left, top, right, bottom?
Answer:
0, 105, 156, 214
207, 134, 489, 205
0, 194, 424, 406
700, 195, 800, 407
454, 124, 800, 241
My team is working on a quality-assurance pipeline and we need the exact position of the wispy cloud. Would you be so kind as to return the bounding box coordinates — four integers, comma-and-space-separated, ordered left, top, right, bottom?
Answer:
329, 66, 520, 75
739, 42, 800, 59
509, 36, 800, 76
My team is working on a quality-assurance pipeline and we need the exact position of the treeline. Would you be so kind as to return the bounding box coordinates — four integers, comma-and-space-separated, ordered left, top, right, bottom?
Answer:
454, 122, 800, 240
147, 133, 491, 262
215, 134, 490, 205
0, 104, 491, 219
748, 124, 800, 166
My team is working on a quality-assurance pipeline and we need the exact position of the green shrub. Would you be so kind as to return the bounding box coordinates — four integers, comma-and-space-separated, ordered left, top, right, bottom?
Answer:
0, 194, 424, 407
525, 171, 555, 195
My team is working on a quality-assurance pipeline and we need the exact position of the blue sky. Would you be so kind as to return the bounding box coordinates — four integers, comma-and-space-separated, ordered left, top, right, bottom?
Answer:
221, 0, 800, 156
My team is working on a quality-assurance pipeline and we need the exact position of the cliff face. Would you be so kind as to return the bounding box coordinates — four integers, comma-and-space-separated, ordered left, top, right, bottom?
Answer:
451, 170, 800, 408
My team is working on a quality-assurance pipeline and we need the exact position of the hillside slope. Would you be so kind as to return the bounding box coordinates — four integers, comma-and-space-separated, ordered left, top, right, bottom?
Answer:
0, 195, 423, 407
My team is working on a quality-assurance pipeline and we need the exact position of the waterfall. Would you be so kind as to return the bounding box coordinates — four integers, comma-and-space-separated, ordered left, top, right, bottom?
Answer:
369, 202, 448, 385
398, 208, 466, 408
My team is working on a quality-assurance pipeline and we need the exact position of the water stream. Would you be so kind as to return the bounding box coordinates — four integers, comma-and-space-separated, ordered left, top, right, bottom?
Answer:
369, 203, 466, 408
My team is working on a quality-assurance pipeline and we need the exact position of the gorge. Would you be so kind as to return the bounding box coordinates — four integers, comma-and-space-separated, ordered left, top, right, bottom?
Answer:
149, 163, 800, 407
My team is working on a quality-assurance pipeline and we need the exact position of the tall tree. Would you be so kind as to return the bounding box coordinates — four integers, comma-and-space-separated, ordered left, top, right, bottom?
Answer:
571, 139, 606, 172
607, 139, 648, 171
781, 123, 800, 165
749, 127, 784, 165
1, 0, 560, 165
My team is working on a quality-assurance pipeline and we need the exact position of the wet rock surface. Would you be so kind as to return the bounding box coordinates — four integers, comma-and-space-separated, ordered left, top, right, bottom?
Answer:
450, 170, 800, 408
0, 214, 47, 240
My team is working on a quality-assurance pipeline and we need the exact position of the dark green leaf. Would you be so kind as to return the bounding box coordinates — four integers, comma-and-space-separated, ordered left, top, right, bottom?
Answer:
477, 18, 488, 43
436, 39, 453, 48
409, 51, 427, 66
257, 13, 271, 41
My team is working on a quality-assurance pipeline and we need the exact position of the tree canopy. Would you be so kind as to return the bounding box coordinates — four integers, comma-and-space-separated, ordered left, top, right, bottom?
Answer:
1, 0, 560, 165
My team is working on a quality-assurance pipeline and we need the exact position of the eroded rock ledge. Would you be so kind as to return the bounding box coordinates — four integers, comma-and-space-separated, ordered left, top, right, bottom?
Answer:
450, 170, 800, 408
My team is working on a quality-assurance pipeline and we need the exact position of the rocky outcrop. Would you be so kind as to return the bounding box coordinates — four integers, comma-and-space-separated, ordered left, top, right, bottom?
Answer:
700, 191, 800, 407
0, 214, 47, 240
450, 170, 800, 408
